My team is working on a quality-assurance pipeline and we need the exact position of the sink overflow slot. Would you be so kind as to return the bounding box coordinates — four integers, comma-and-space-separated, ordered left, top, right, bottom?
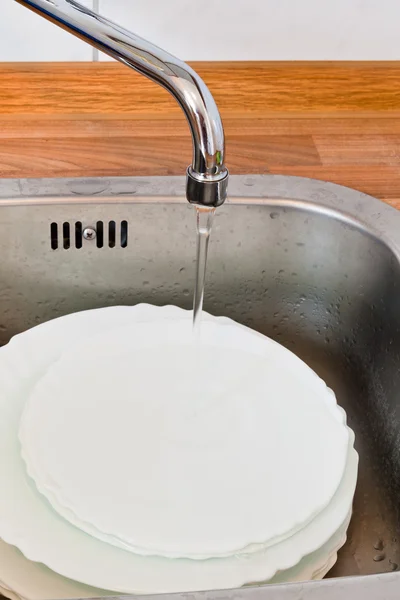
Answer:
50, 221, 129, 250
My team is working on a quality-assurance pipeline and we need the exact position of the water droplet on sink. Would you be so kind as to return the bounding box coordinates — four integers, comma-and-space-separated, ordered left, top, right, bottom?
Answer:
69, 179, 110, 196
373, 553, 386, 562
373, 539, 384, 551
270, 212, 279, 219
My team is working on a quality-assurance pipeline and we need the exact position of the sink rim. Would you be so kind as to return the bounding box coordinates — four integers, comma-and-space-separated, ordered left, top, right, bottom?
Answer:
0, 173, 398, 250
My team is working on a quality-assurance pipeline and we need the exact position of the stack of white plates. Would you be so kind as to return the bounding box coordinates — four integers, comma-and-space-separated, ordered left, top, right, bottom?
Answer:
0, 305, 358, 598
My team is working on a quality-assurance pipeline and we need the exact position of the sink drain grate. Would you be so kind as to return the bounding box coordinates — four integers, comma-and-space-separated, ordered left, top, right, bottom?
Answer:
50, 221, 128, 250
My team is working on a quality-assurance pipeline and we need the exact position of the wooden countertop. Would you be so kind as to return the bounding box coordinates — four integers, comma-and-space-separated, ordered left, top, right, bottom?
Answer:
1, 62, 400, 208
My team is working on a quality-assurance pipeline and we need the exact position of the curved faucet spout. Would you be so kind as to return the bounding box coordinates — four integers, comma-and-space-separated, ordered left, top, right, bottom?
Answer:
15, 0, 229, 206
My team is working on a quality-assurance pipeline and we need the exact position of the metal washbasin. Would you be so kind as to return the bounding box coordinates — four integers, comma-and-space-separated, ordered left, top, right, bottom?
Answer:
1, 173, 400, 600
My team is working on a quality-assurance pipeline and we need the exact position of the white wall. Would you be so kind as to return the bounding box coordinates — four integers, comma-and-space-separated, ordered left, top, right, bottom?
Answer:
2, 0, 400, 61
1, 1, 93, 60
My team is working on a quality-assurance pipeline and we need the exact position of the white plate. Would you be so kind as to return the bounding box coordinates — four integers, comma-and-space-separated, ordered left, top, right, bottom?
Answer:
0, 584, 20, 600
0, 512, 350, 600
20, 316, 349, 559
0, 539, 112, 600
0, 519, 347, 600
0, 305, 358, 593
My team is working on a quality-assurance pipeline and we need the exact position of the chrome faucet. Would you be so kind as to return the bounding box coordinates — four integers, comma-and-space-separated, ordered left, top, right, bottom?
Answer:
15, 0, 229, 207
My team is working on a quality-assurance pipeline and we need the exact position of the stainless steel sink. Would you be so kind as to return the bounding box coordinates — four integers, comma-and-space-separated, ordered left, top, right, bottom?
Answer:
1, 174, 400, 600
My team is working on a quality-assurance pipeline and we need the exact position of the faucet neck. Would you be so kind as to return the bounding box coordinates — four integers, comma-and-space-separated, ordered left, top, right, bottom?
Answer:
15, 0, 228, 206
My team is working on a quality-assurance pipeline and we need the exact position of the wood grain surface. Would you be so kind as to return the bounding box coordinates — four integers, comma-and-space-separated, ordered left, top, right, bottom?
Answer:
1, 62, 400, 207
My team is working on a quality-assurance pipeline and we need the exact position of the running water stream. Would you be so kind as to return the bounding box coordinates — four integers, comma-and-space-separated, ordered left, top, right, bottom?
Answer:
192, 206, 215, 334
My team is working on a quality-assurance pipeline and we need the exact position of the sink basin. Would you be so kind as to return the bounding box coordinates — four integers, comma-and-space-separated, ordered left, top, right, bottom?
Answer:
1, 174, 400, 599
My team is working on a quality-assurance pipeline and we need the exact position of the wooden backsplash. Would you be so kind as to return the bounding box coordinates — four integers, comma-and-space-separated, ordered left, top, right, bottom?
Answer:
1, 62, 400, 207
